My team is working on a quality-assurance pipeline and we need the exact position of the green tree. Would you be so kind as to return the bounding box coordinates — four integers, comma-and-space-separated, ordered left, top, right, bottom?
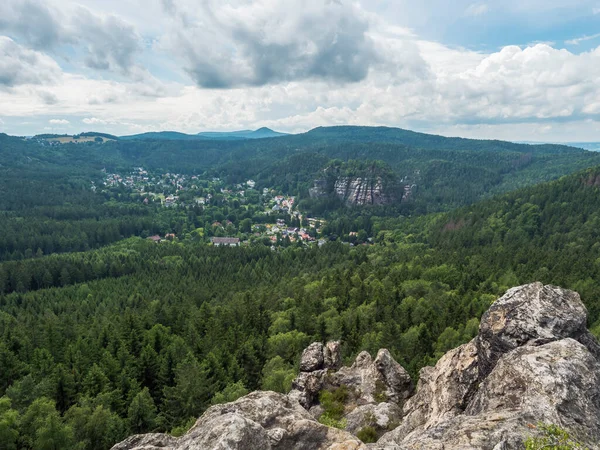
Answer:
127, 388, 157, 434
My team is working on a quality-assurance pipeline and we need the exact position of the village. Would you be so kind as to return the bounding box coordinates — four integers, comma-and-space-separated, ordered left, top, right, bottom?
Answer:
98, 167, 330, 248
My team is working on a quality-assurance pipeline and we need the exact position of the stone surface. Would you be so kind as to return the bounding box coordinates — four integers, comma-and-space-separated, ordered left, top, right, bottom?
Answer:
378, 339, 600, 449
324, 341, 342, 370
289, 369, 327, 410
300, 342, 325, 372
377, 283, 600, 449
345, 402, 402, 435
325, 350, 413, 407
112, 391, 365, 450
477, 282, 600, 376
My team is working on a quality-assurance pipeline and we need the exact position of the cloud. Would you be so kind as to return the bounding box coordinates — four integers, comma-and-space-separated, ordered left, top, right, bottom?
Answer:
71, 6, 142, 73
160, 0, 380, 88
0, 37, 61, 88
565, 32, 600, 45
0, 0, 142, 75
594, 6, 600, 14
82, 117, 108, 125
49, 119, 69, 124
465, 2, 489, 16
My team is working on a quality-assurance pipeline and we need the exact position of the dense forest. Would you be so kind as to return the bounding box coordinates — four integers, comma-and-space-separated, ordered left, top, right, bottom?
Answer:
1, 128, 600, 449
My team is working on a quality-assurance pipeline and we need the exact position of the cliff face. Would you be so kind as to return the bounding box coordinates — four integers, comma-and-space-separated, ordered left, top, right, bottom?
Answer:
333, 177, 391, 206
309, 176, 399, 206
308, 161, 404, 207
112, 283, 600, 450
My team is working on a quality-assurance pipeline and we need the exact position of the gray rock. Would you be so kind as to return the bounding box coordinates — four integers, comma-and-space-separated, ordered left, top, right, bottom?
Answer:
477, 282, 599, 377
110, 433, 178, 450
300, 342, 325, 372
377, 284, 600, 449
373, 349, 413, 402
112, 391, 365, 450
324, 341, 342, 370
289, 370, 327, 409
326, 350, 413, 407
345, 402, 402, 435
380, 339, 600, 449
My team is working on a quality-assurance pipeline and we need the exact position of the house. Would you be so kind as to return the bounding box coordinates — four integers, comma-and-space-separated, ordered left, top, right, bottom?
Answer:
211, 237, 241, 247
246, 180, 256, 188
148, 235, 162, 243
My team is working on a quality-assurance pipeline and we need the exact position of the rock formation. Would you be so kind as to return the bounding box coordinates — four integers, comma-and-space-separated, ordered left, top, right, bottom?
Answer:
111, 391, 364, 450
112, 283, 600, 450
333, 177, 392, 206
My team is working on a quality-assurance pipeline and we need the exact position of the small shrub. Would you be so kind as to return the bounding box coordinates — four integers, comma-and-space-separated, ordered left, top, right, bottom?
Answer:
524, 423, 588, 450
357, 426, 378, 443
319, 386, 349, 420
318, 413, 347, 430
374, 380, 387, 403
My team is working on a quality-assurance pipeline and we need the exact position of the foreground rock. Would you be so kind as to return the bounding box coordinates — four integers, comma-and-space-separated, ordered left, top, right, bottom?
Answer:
112, 283, 600, 449
377, 283, 600, 449
111, 391, 364, 450
289, 342, 412, 438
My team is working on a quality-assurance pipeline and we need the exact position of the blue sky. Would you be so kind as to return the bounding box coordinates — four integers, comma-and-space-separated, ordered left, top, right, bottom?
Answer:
0, 0, 599, 141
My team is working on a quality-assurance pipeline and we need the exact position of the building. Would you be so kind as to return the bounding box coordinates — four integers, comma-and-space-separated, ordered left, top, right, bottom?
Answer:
211, 237, 240, 247
147, 235, 162, 243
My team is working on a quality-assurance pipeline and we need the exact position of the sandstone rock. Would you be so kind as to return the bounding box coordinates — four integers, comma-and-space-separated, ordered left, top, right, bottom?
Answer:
477, 282, 600, 376
373, 349, 413, 402
110, 433, 178, 450
377, 284, 600, 449
327, 350, 413, 407
345, 402, 402, 435
324, 341, 342, 370
112, 391, 365, 450
113, 284, 600, 450
379, 339, 479, 444
289, 370, 327, 409
379, 339, 600, 449
300, 342, 325, 372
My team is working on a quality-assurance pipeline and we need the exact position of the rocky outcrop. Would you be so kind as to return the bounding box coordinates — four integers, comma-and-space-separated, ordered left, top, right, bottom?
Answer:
289, 344, 413, 439
476, 282, 600, 377
376, 283, 600, 449
112, 283, 600, 450
334, 177, 392, 206
111, 391, 365, 450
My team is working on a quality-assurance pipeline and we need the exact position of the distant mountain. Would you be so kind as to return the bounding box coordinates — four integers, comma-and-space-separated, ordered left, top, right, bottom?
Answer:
566, 143, 600, 152
119, 131, 206, 141
197, 127, 288, 140
120, 127, 287, 141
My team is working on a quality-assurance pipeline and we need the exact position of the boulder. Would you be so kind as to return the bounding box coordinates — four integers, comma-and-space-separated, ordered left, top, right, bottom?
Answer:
111, 391, 365, 450
325, 350, 413, 406
324, 341, 342, 370
289, 370, 327, 409
345, 402, 402, 436
477, 282, 600, 376
378, 339, 600, 449
300, 342, 325, 372
377, 284, 600, 449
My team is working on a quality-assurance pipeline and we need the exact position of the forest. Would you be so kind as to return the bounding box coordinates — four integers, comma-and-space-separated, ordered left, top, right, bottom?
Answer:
1, 128, 600, 449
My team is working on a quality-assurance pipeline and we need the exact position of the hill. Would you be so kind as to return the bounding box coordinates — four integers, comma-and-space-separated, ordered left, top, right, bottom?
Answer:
120, 128, 287, 141
197, 127, 288, 139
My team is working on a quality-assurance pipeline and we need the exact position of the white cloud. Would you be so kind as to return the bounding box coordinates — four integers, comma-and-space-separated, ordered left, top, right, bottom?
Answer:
49, 119, 69, 124
594, 6, 600, 14
83, 117, 108, 125
565, 33, 600, 45
465, 2, 489, 16
0, 37, 61, 88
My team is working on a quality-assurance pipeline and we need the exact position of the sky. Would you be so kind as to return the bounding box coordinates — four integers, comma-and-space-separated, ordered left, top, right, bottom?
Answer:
0, 0, 600, 141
